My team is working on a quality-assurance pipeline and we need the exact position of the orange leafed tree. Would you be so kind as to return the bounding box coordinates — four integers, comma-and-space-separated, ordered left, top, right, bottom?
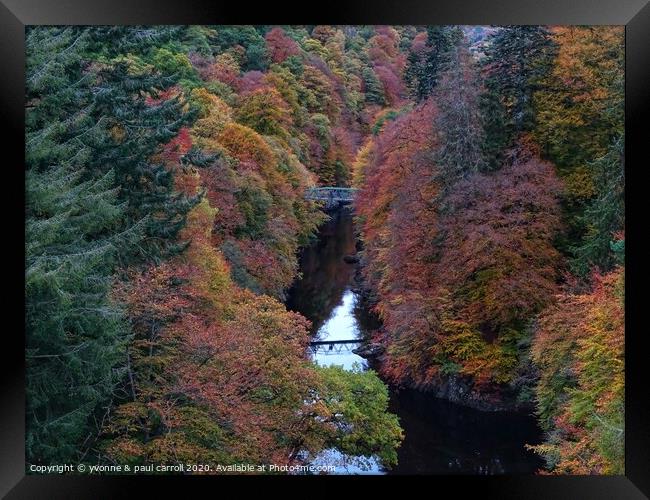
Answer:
529, 266, 624, 474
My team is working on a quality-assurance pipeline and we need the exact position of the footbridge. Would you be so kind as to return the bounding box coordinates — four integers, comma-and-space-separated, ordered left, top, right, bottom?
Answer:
305, 187, 358, 209
308, 339, 360, 355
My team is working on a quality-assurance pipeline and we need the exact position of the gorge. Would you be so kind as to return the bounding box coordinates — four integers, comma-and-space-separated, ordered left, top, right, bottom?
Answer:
26, 24, 625, 476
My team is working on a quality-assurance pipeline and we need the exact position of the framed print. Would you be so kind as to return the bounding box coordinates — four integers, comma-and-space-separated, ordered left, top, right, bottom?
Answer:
3, 0, 649, 497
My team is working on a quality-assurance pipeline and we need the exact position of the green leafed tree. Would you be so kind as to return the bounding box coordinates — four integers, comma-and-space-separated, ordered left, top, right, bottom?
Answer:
312, 365, 404, 468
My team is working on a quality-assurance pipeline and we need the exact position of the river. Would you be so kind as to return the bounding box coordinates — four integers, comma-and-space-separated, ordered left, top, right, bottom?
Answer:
285, 207, 545, 475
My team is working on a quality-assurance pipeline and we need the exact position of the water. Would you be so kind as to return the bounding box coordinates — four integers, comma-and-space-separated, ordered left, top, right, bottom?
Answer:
285, 208, 544, 475
386, 389, 545, 475
309, 289, 366, 370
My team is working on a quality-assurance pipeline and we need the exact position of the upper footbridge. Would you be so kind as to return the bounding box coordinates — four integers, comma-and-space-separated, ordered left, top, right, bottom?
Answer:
305, 187, 358, 209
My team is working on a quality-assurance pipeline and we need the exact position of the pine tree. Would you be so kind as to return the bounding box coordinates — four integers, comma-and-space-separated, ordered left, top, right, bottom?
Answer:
572, 136, 625, 274
25, 165, 137, 464
83, 26, 203, 263
27, 26, 203, 265
404, 26, 461, 102
207, 25, 269, 71
26, 27, 96, 173
362, 67, 386, 105
433, 41, 486, 191
480, 26, 555, 169
532, 26, 624, 274
25, 28, 124, 464
25, 26, 204, 464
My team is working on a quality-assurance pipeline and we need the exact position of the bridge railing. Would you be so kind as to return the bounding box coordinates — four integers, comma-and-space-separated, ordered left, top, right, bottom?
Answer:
308, 341, 361, 355
305, 187, 358, 203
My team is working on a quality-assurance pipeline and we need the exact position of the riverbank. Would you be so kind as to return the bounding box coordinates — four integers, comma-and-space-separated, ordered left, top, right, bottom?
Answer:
346, 213, 533, 413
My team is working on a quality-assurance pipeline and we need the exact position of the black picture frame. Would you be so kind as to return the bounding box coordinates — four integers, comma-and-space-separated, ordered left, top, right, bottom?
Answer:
3, 0, 648, 497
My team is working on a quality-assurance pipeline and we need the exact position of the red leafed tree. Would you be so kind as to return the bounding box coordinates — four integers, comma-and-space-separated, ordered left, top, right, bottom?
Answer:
210, 53, 241, 87
439, 145, 563, 331
357, 98, 564, 393
158, 127, 193, 165
373, 65, 406, 106
355, 101, 441, 385
265, 27, 300, 63
237, 70, 266, 94
365, 27, 406, 106
104, 196, 322, 466
144, 85, 181, 107
356, 100, 438, 247
410, 31, 427, 54
367, 27, 401, 67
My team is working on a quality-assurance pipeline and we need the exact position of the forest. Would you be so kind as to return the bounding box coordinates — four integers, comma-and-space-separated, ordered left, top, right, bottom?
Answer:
26, 25, 624, 474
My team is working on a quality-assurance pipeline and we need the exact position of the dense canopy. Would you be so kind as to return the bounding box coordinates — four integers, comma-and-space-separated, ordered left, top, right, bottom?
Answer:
26, 25, 624, 475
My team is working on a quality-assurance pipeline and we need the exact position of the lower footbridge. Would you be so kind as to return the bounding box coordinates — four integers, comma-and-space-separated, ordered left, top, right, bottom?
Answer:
305, 187, 358, 209
308, 339, 360, 355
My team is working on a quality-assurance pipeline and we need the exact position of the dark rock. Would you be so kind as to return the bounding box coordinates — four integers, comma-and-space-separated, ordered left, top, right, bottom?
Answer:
343, 254, 360, 264
414, 374, 526, 412
352, 343, 385, 358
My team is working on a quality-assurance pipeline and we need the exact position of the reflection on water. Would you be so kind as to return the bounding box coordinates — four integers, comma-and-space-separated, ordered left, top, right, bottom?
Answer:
311, 290, 366, 370
286, 209, 358, 334
309, 448, 382, 475
386, 389, 544, 475
285, 208, 544, 475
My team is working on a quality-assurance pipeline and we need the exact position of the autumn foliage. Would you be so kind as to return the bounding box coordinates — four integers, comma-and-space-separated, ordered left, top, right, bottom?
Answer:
103, 188, 401, 468
26, 25, 624, 475
353, 25, 624, 474
358, 121, 564, 393
529, 266, 624, 474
